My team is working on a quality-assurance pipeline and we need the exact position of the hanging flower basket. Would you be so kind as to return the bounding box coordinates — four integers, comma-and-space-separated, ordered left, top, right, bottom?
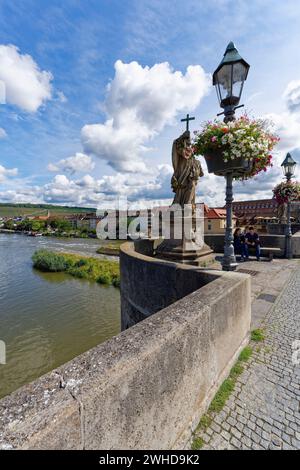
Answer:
273, 181, 300, 205
203, 148, 252, 176
192, 115, 279, 179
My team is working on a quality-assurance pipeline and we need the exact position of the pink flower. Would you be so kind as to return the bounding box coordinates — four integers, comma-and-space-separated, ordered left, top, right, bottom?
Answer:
211, 136, 217, 142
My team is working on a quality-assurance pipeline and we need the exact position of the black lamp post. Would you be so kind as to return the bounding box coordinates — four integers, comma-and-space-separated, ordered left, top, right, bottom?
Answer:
281, 152, 297, 259
213, 42, 250, 271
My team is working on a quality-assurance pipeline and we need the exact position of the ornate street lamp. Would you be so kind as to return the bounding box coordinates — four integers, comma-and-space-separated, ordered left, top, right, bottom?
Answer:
213, 42, 250, 271
281, 152, 297, 181
281, 152, 297, 259
213, 42, 250, 123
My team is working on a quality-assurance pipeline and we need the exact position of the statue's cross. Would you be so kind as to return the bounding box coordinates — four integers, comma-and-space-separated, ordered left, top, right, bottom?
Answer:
181, 113, 195, 132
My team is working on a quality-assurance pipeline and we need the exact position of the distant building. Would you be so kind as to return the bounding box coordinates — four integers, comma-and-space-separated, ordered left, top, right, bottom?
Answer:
233, 199, 277, 220
67, 212, 101, 230
204, 205, 237, 234
27, 211, 50, 222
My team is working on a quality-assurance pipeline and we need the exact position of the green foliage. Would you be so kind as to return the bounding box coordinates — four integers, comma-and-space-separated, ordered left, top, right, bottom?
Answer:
251, 329, 265, 342
3, 219, 15, 230
197, 414, 212, 431
238, 346, 253, 362
31, 221, 45, 232
97, 272, 112, 285
96, 240, 123, 256
32, 250, 120, 288
32, 249, 68, 272
209, 378, 235, 413
112, 277, 120, 288
230, 362, 244, 379
76, 258, 88, 267
50, 219, 72, 232
193, 116, 279, 180
0, 203, 95, 218
191, 436, 204, 450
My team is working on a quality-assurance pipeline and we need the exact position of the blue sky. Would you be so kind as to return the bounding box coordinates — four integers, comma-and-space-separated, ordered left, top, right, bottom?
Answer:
0, 0, 300, 207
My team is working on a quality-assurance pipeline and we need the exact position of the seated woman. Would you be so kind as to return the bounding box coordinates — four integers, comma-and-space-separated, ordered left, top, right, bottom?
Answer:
234, 228, 247, 261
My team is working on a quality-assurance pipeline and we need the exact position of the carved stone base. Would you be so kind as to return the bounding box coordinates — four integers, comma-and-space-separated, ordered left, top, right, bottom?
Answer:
155, 213, 213, 264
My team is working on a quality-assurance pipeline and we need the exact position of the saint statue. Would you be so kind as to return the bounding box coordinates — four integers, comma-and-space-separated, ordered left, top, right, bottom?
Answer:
171, 130, 203, 208
275, 202, 288, 223
156, 118, 213, 262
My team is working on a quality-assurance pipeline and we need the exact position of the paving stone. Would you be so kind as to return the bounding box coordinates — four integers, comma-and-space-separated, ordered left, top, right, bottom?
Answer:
220, 430, 230, 441
261, 430, 271, 441
252, 432, 261, 444
260, 439, 270, 450
248, 421, 256, 432
291, 438, 300, 450
230, 437, 242, 449
211, 422, 221, 433
231, 427, 242, 440
222, 421, 230, 432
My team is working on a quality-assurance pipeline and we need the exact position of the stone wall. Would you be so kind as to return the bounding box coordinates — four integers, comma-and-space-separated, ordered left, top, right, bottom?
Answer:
292, 232, 300, 258
204, 233, 287, 254
0, 242, 251, 450
120, 240, 219, 330
204, 232, 300, 258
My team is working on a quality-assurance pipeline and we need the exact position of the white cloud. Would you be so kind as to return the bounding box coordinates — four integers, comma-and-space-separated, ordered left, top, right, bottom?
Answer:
0, 128, 7, 139
0, 187, 42, 204
81, 60, 211, 172
47, 153, 95, 174
0, 44, 52, 112
56, 91, 67, 103
0, 164, 18, 183
266, 112, 300, 154
260, 80, 300, 164
283, 80, 300, 113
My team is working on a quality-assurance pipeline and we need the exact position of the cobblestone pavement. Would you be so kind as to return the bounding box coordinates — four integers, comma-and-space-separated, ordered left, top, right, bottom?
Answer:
194, 266, 300, 450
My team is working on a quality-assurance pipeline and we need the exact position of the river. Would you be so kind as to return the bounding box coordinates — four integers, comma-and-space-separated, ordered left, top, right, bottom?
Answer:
0, 234, 120, 399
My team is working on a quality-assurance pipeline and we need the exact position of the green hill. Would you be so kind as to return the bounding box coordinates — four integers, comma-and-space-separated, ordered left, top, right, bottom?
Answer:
0, 203, 96, 218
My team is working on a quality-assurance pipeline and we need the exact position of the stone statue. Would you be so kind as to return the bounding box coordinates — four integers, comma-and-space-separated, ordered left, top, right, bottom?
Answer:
276, 203, 288, 223
156, 125, 212, 262
171, 130, 203, 208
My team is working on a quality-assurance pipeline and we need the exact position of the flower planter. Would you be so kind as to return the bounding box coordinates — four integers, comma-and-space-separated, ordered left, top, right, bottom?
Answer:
203, 149, 252, 177
193, 116, 279, 180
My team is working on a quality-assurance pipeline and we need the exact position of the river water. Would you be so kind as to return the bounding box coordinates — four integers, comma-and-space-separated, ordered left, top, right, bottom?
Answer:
0, 234, 120, 399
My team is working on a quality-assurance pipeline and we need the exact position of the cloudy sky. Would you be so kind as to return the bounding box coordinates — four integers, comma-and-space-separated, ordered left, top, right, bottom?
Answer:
0, 0, 300, 208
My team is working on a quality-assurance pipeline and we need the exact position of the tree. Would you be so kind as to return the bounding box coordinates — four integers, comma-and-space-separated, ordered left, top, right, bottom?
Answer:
4, 219, 15, 230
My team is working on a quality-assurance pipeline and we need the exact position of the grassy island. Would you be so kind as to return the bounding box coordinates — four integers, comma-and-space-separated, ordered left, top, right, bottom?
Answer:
96, 240, 124, 256
32, 249, 120, 287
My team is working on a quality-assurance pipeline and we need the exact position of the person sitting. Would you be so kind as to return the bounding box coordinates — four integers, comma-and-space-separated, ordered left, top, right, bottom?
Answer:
233, 228, 247, 261
245, 226, 261, 261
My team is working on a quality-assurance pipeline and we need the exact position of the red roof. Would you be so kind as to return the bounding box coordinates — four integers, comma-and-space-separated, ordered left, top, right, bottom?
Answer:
204, 205, 236, 219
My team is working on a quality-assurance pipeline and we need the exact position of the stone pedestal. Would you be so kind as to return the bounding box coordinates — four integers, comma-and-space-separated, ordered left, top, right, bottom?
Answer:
156, 209, 213, 263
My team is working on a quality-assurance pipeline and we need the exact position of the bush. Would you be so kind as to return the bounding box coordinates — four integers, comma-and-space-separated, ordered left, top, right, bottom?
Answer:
97, 272, 112, 285
76, 258, 88, 267
68, 267, 89, 279
112, 277, 120, 288
32, 250, 67, 272
32, 250, 120, 288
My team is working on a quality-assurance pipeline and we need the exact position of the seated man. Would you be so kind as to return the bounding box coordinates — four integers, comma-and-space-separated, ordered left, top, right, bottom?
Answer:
245, 226, 261, 261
